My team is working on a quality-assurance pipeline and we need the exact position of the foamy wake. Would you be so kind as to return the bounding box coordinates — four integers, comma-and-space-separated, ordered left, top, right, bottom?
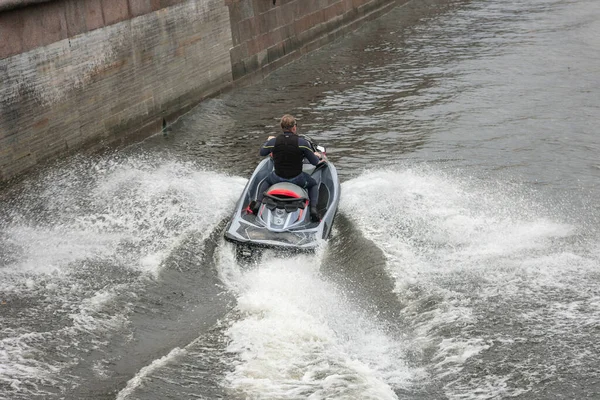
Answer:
218, 248, 421, 400
0, 157, 246, 398
340, 167, 598, 398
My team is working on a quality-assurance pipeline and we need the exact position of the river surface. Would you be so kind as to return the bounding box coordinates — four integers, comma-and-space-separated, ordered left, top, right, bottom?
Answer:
2, 0, 600, 398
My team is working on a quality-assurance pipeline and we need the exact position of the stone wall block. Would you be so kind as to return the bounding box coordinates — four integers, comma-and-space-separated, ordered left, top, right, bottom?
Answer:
246, 37, 259, 55
239, 0, 254, 19
253, 13, 264, 35
22, 4, 67, 51
323, 1, 344, 19
282, 35, 299, 55
229, 42, 248, 63
266, 41, 284, 63
228, 1, 243, 24
255, 32, 268, 51
256, 48, 268, 68
243, 53, 259, 74
237, 18, 256, 40
227, 2, 244, 46
322, 3, 336, 20
231, 60, 246, 80
129, 0, 154, 16
311, 0, 323, 14
21, 10, 47, 52
296, 0, 309, 18
44, 2, 69, 43
230, 15, 241, 46
300, 0, 313, 15
280, 21, 295, 40
252, 0, 272, 16
101, 0, 130, 25
0, 12, 24, 59
65, 0, 88, 37
266, 8, 279, 31
276, 3, 295, 26
311, 9, 324, 26
293, 13, 311, 35
270, 27, 283, 47
355, 2, 366, 17
85, 0, 105, 31
159, 0, 181, 7
150, 0, 162, 11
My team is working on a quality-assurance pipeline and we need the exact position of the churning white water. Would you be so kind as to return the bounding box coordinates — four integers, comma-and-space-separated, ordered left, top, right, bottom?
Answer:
341, 166, 599, 399
217, 249, 417, 399
0, 156, 245, 398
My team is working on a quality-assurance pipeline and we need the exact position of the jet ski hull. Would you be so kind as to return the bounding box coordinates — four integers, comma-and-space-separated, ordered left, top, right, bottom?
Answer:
224, 155, 340, 253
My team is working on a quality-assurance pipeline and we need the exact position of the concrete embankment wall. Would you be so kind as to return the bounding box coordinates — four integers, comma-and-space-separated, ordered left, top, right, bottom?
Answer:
0, 0, 404, 182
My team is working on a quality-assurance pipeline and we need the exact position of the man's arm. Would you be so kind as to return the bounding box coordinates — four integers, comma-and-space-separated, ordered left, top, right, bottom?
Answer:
298, 138, 322, 166
259, 137, 276, 156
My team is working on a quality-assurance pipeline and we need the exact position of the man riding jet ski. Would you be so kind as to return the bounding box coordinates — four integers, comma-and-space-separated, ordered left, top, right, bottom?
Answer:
253, 114, 323, 222
224, 114, 340, 255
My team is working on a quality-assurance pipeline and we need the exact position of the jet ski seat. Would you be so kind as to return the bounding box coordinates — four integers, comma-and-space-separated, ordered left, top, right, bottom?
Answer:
265, 182, 308, 200
263, 183, 308, 212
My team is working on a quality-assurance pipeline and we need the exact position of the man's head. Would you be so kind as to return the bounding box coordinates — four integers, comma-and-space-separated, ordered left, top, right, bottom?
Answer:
280, 114, 297, 132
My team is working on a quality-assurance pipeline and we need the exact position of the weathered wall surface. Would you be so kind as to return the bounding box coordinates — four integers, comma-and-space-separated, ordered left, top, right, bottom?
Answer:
0, 0, 403, 182
227, 0, 402, 85
1, 0, 232, 181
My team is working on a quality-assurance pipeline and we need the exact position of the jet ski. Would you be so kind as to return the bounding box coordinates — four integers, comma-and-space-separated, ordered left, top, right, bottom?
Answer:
224, 137, 340, 259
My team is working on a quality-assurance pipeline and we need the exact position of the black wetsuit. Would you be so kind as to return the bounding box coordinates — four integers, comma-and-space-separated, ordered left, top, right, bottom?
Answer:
257, 132, 321, 207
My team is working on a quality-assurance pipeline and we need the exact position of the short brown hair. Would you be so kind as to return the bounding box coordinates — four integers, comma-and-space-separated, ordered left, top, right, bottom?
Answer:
280, 114, 296, 130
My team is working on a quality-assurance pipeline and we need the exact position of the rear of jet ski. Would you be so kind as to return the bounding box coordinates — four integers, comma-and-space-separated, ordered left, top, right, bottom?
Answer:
224, 199, 326, 251
225, 216, 325, 245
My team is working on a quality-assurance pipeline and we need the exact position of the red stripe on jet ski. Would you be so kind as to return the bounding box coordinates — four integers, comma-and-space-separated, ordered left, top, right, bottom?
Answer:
267, 189, 302, 198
